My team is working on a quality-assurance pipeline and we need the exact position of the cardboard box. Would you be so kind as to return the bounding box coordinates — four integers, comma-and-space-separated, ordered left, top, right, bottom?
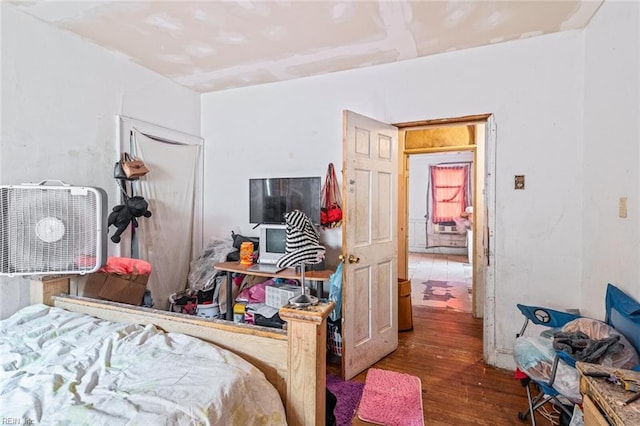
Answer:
86, 272, 149, 306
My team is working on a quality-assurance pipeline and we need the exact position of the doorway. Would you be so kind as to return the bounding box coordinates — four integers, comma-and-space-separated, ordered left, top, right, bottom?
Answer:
339, 111, 497, 378
396, 115, 493, 320
407, 150, 474, 313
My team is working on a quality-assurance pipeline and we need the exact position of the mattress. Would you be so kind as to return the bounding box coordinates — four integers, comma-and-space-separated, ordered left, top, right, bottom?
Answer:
0, 304, 286, 425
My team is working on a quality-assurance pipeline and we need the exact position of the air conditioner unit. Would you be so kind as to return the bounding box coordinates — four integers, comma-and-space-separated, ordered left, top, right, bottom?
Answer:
434, 224, 458, 234
0, 181, 108, 276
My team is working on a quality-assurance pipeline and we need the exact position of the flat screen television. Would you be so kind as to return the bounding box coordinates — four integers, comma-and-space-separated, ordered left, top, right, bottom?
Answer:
249, 177, 321, 225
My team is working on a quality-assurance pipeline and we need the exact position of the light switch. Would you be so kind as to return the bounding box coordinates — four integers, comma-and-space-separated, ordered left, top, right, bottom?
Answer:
514, 175, 525, 190
619, 197, 627, 218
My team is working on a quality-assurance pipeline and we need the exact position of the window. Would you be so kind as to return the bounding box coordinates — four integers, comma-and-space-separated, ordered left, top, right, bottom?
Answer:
430, 164, 470, 223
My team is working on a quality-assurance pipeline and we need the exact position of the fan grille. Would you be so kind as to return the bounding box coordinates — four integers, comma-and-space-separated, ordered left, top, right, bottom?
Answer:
0, 185, 107, 276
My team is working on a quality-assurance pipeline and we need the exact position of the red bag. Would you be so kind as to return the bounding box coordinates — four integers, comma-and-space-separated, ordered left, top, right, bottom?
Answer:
320, 163, 343, 229
326, 205, 342, 223
98, 256, 152, 275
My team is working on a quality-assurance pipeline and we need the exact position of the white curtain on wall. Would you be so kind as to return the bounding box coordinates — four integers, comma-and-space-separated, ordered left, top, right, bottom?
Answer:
132, 130, 200, 310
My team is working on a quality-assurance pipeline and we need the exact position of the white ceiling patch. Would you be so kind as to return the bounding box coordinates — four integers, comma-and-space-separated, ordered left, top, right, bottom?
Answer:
332, 3, 348, 21
7, 0, 604, 93
477, 11, 508, 32
265, 26, 287, 42
236, 1, 257, 11
192, 8, 208, 21
185, 42, 216, 58
158, 53, 192, 65
216, 31, 247, 45
145, 13, 183, 32
443, 2, 476, 28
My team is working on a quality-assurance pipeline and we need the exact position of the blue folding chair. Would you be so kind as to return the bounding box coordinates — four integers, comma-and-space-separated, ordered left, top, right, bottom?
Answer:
515, 304, 582, 425
515, 284, 640, 425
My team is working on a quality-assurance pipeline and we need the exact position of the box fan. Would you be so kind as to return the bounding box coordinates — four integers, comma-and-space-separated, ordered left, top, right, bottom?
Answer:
0, 180, 108, 276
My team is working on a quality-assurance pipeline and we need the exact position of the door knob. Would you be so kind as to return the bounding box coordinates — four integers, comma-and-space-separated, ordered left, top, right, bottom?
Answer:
339, 254, 360, 264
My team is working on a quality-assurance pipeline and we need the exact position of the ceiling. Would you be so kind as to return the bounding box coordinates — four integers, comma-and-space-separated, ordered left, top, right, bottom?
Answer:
9, 1, 603, 93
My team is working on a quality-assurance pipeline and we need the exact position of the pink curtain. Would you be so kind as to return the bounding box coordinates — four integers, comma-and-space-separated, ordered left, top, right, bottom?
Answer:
430, 165, 469, 223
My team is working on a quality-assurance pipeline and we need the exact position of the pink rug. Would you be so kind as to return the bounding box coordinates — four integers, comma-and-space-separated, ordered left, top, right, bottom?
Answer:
357, 368, 424, 426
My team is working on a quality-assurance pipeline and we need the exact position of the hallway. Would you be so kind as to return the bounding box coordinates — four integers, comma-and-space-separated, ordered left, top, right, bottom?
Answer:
408, 252, 473, 313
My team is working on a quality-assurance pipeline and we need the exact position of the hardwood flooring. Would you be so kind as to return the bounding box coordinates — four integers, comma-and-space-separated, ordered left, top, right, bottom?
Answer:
328, 305, 548, 425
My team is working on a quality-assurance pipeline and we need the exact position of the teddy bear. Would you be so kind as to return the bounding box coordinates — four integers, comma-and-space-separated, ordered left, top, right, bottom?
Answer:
108, 195, 152, 243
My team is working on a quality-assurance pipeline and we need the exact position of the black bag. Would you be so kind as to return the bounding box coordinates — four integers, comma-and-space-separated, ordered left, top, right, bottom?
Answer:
231, 231, 259, 251
197, 287, 216, 304
114, 161, 138, 181
226, 250, 240, 262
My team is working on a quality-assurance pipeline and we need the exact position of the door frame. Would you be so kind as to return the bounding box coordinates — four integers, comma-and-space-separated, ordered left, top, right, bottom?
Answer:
395, 114, 494, 324
115, 115, 204, 259
404, 148, 476, 303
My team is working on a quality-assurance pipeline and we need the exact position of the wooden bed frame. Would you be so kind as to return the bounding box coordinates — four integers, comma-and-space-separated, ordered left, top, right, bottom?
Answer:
45, 292, 332, 426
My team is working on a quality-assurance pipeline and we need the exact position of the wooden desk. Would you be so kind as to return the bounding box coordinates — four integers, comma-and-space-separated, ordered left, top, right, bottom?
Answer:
214, 262, 333, 320
577, 362, 640, 425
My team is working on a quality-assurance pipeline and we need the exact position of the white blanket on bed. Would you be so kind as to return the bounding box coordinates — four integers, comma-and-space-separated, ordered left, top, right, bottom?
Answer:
0, 304, 286, 425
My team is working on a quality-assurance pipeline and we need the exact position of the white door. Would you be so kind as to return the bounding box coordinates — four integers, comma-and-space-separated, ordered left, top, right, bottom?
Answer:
342, 110, 399, 380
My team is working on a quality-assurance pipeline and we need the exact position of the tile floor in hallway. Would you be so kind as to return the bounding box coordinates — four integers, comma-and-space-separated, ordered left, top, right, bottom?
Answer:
408, 252, 473, 313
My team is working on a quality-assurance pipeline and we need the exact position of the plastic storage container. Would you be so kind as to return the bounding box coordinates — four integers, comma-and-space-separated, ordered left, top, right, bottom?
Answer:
266, 284, 302, 308
197, 303, 219, 319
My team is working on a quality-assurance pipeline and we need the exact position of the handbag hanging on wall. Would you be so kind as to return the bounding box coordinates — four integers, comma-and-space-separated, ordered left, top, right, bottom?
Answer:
120, 152, 149, 179
320, 162, 343, 229
114, 160, 128, 180
114, 159, 137, 181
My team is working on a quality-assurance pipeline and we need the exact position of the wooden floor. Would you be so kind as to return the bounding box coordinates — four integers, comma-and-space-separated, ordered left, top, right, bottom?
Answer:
328, 305, 548, 425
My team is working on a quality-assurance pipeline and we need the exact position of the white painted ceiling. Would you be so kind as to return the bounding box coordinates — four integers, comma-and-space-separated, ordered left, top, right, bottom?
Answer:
9, 1, 603, 93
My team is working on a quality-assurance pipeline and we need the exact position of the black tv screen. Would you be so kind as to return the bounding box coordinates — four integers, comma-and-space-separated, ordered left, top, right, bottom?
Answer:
250, 177, 321, 224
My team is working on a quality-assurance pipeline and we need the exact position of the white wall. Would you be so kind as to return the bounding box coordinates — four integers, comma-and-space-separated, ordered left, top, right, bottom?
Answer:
0, 5, 201, 319
200, 79, 346, 264
202, 28, 588, 368
581, 0, 640, 317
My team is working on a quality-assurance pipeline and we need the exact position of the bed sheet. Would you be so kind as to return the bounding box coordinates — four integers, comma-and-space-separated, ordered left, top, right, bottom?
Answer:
0, 304, 286, 425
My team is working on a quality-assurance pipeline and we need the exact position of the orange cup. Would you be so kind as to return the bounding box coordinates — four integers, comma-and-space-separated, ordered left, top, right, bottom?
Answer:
240, 241, 254, 265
